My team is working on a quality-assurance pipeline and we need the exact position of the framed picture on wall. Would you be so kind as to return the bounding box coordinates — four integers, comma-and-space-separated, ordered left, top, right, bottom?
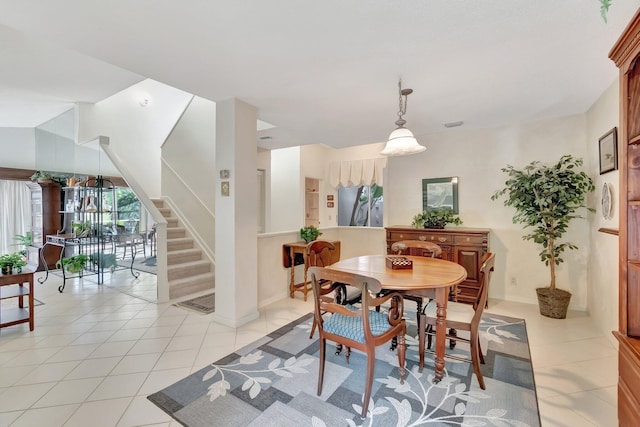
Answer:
422, 177, 459, 213
599, 127, 618, 175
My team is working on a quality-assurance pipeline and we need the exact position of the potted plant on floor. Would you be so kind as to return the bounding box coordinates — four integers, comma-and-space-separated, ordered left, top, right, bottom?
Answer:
411, 207, 462, 229
492, 154, 595, 319
56, 254, 89, 274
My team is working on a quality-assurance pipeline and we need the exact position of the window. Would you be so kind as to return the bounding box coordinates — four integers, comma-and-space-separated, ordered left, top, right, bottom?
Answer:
337, 184, 383, 227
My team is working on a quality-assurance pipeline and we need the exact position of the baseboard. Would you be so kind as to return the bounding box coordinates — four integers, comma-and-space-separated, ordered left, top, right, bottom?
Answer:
212, 310, 260, 328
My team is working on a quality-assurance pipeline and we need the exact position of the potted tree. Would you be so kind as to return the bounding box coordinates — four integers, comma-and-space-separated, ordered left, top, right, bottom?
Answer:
411, 207, 462, 229
492, 154, 595, 319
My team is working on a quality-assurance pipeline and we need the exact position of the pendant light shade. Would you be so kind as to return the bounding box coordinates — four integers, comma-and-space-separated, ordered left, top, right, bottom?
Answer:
380, 79, 426, 157
381, 128, 425, 156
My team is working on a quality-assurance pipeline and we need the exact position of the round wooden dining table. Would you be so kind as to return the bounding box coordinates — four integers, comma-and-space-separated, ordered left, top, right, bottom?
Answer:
328, 254, 467, 383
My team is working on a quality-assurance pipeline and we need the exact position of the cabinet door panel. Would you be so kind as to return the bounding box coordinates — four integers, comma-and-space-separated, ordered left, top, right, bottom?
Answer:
454, 246, 482, 285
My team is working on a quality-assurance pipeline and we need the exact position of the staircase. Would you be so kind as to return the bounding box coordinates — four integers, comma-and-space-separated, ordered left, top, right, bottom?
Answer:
152, 199, 214, 299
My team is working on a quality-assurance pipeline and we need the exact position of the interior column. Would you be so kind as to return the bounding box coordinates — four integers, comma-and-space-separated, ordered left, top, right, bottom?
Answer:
213, 98, 259, 327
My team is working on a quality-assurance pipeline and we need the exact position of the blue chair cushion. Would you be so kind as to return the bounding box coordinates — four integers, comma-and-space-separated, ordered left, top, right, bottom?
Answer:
323, 305, 392, 343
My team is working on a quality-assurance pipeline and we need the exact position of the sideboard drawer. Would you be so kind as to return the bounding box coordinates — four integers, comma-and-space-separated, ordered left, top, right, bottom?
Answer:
387, 230, 452, 244
454, 235, 486, 245
421, 233, 452, 244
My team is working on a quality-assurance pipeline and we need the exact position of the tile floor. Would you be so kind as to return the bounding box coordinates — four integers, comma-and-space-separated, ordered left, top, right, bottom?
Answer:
0, 271, 617, 426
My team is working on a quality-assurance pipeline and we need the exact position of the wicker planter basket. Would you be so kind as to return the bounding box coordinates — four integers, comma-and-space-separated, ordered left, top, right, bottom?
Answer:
536, 287, 572, 319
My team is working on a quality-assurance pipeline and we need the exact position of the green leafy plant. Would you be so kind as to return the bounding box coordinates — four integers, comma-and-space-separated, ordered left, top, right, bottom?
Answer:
56, 254, 89, 274
0, 252, 27, 274
411, 208, 462, 229
12, 232, 31, 257
491, 154, 595, 291
599, 0, 612, 22
72, 221, 91, 237
300, 225, 322, 243
29, 170, 67, 185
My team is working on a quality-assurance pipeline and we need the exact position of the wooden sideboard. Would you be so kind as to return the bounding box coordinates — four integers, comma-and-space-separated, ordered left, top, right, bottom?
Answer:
385, 226, 490, 304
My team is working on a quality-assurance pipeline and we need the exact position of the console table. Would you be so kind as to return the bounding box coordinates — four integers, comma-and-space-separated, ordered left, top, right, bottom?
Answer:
282, 240, 340, 300
0, 269, 35, 331
39, 233, 138, 293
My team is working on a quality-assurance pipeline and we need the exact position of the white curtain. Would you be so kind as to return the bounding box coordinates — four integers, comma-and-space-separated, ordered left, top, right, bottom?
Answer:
0, 180, 31, 254
328, 158, 387, 189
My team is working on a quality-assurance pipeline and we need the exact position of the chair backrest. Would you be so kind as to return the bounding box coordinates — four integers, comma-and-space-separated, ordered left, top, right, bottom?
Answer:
391, 240, 442, 258
308, 266, 383, 339
306, 240, 337, 267
472, 252, 495, 324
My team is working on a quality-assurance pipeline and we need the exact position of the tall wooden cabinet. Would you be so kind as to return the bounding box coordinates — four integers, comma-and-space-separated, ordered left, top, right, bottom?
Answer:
385, 226, 490, 304
610, 9, 640, 425
26, 181, 62, 270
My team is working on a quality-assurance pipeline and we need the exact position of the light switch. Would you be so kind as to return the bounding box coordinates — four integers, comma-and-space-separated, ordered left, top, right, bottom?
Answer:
221, 181, 230, 196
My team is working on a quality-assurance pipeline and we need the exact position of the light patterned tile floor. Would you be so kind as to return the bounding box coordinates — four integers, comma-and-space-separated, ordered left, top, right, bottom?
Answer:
0, 271, 617, 426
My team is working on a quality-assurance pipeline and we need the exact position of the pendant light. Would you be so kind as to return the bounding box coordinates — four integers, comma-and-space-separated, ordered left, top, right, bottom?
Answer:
380, 79, 426, 156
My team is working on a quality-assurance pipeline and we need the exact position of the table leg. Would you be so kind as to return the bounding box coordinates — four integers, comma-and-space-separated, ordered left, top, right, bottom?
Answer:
418, 312, 425, 372
289, 247, 295, 298
302, 254, 309, 301
433, 287, 447, 383
37, 242, 52, 284
18, 283, 24, 309
28, 277, 34, 331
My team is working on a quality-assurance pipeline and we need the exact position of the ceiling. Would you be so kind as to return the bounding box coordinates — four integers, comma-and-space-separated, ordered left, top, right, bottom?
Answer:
0, 1, 638, 150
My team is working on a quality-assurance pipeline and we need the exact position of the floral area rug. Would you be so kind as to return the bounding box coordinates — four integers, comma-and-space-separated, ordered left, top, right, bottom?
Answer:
148, 311, 540, 426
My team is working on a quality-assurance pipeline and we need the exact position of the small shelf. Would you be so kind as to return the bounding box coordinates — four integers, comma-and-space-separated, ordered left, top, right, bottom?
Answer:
0, 271, 34, 331
0, 284, 30, 300
0, 308, 31, 328
305, 177, 320, 228
598, 227, 619, 236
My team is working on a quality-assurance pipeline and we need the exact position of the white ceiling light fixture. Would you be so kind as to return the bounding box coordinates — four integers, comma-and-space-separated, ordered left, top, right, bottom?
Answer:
380, 79, 426, 157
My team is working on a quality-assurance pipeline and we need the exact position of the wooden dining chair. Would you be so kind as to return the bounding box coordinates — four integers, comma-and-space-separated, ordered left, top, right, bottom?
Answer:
306, 240, 362, 342
308, 266, 407, 418
390, 240, 444, 321
423, 252, 495, 389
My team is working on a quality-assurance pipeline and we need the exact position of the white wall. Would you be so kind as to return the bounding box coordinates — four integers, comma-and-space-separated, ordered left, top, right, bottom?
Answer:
300, 144, 329, 228
270, 146, 301, 232
0, 128, 35, 169
586, 79, 620, 341
161, 96, 216, 257
162, 96, 216, 210
257, 149, 272, 232
386, 114, 592, 310
77, 79, 192, 197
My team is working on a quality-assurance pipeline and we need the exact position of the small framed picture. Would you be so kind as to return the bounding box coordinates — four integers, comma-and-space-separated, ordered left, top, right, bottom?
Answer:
422, 177, 459, 214
327, 202, 334, 208
327, 195, 334, 201
599, 128, 618, 175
